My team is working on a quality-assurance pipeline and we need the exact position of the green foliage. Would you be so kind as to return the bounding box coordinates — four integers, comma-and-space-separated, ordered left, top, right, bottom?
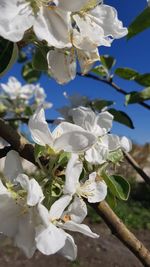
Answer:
32, 47, 48, 71
127, 7, 150, 39
135, 73, 150, 87
103, 172, 130, 201
22, 61, 41, 83
92, 65, 108, 77
100, 55, 116, 70
91, 99, 114, 111
18, 50, 28, 63
34, 144, 46, 162
115, 68, 138, 80
88, 200, 150, 230
109, 108, 134, 129
115, 201, 150, 230
107, 149, 124, 164
0, 37, 18, 77
126, 87, 150, 104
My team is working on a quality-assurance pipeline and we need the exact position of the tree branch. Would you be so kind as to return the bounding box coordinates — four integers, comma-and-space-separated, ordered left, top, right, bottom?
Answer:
92, 201, 150, 267
0, 118, 150, 266
4, 117, 55, 124
77, 72, 150, 111
0, 118, 35, 164
124, 151, 150, 186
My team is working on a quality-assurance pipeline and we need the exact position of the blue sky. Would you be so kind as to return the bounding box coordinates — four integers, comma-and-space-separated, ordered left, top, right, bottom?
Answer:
1, 0, 150, 145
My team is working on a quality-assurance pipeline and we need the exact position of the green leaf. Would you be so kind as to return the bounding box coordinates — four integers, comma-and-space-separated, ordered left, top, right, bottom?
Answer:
34, 144, 46, 162
22, 62, 41, 83
126, 87, 150, 104
18, 50, 27, 63
32, 47, 48, 71
109, 108, 134, 129
135, 73, 150, 87
0, 37, 18, 77
127, 8, 150, 39
58, 152, 71, 166
92, 65, 108, 77
107, 149, 124, 164
92, 99, 114, 111
103, 172, 130, 201
106, 191, 117, 209
115, 67, 139, 80
100, 55, 116, 70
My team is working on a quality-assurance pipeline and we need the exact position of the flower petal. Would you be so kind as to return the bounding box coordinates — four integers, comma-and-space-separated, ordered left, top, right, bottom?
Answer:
63, 154, 83, 195
62, 221, 99, 238
28, 106, 53, 146
0, 187, 20, 237
4, 150, 23, 182
16, 174, 44, 206
15, 212, 36, 258
77, 48, 100, 74
120, 136, 132, 152
34, 7, 72, 48
85, 144, 108, 164
35, 224, 66, 255
56, 0, 90, 11
47, 48, 76, 84
86, 172, 107, 203
0, 0, 34, 42
65, 196, 87, 223
96, 111, 113, 134
59, 234, 77, 261
49, 195, 72, 220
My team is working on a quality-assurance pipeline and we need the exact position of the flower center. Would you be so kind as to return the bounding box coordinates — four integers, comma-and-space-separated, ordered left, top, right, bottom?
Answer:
76, 181, 95, 199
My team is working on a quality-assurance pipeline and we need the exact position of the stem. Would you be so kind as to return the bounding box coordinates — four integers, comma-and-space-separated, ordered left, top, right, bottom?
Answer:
92, 201, 150, 267
77, 72, 150, 111
124, 151, 150, 186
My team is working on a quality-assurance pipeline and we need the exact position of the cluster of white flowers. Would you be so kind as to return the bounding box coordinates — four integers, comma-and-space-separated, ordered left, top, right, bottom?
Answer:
0, 105, 131, 260
0, 76, 52, 115
0, 0, 127, 84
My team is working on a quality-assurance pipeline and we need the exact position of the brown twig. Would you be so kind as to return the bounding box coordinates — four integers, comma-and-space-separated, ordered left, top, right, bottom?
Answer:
93, 201, 150, 267
124, 151, 150, 185
0, 118, 150, 266
77, 72, 150, 111
4, 117, 55, 124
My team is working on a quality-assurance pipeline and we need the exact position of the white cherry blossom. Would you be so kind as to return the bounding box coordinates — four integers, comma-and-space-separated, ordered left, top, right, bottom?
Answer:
0, 151, 44, 258
70, 107, 131, 164
63, 154, 107, 203
0, 0, 72, 48
29, 106, 96, 153
0, 77, 34, 100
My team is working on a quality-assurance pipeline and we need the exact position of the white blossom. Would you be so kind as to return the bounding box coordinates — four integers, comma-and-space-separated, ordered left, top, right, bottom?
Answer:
70, 107, 131, 164
0, 151, 44, 258
29, 106, 96, 153
63, 154, 107, 203
0, 77, 34, 101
